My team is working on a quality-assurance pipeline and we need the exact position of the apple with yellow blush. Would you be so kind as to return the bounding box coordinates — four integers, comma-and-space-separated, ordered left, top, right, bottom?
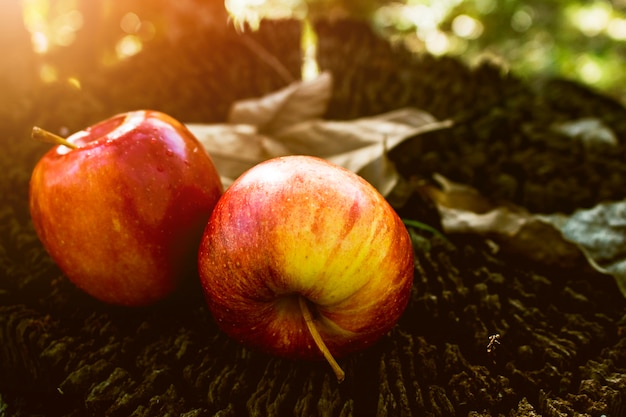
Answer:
197, 155, 414, 381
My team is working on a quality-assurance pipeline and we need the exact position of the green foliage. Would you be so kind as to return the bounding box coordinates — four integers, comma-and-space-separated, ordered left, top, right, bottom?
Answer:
369, 0, 626, 100
254, 0, 626, 100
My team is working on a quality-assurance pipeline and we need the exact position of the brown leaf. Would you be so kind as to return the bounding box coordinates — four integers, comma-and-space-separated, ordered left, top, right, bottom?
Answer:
227, 72, 332, 134
420, 175, 588, 270
188, 75, 452, 195
540, 201, 626, 297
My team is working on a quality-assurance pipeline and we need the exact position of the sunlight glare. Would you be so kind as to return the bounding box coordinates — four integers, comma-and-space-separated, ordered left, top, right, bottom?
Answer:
226, 0, 304, 30
568, 3, 612, 37
226, 0, 267, 30
511, 8, 533, 32
301, 19, 319, 80
452, 14, 483, 39
115, 35, 143, 59
577, 55, 604, 84
120, 12, 141, 34
21, 0, 83, 53
39, 63, 57, 83
607, 17, 626, 40
67, 76, 81, 89
31, 31, 49, 54
425, 31, 449, 55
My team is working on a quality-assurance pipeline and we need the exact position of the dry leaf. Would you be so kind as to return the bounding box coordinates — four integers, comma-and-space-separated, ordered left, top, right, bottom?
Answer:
540, 201, 626, 297
552, 117, 618, 148
183, 124, 291, 188
419, 175, 588, 269
421, 173, 494, 214
420, 175, 626, 297
187, 73, 452, 195
271, 108, 453, 196
227, 71, 333, 134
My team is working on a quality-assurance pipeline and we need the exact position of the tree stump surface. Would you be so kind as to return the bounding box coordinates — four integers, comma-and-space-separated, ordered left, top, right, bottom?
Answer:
1, 19, 625, 417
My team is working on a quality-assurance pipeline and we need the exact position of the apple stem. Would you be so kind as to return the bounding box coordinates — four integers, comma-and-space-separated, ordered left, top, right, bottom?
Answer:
32, 126, 78, 150
298, 296, 345, 383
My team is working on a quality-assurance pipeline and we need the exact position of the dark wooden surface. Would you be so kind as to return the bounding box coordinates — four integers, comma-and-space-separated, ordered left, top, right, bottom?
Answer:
2, 18, 626, 416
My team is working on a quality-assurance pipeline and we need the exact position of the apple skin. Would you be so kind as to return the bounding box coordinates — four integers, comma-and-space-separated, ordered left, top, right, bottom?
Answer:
29, 110, 223, 306
198, 155, 414, 361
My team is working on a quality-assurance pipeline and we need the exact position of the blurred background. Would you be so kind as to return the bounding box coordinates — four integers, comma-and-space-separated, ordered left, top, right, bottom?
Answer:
8, 0, 626, 89
3, 0, 626, 129
235, 0, 626, 100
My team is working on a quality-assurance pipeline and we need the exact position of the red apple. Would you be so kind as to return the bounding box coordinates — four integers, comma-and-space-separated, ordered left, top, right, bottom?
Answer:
197, 155, 414, 381
29, 110, 223, 306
